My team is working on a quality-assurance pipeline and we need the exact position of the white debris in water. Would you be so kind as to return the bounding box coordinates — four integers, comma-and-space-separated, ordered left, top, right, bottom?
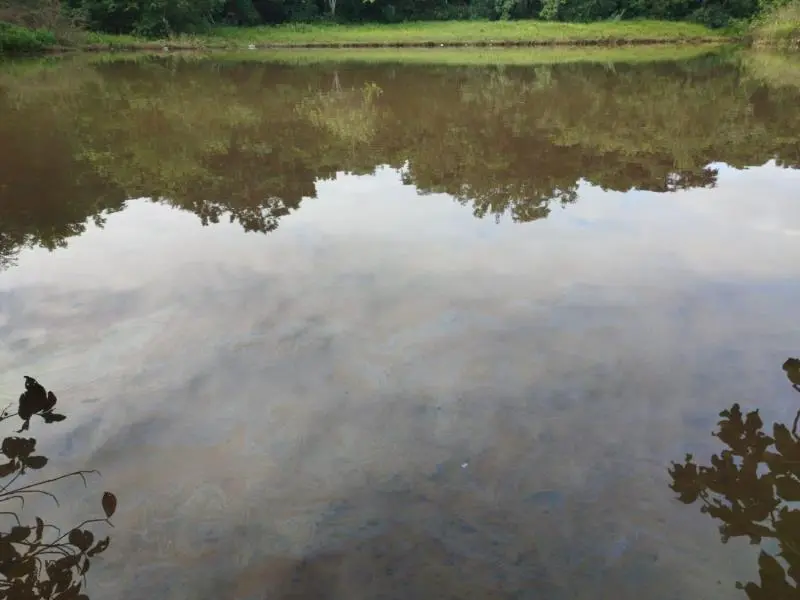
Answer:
461, 462, 468, 468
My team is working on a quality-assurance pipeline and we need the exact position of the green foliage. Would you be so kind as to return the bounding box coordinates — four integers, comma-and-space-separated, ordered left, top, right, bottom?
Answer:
66, 0, 226, 36
0, 21, 56, 54
751, 0, 800, 46
0, 0, 791, 44
224, 0, 262, 24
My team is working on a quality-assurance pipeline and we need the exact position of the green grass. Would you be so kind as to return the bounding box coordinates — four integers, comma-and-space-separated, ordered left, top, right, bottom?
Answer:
1, 19, 731, 56
204, 45, 726, 66
206, 20, 723, 47
751, 2, 800, 48
82, 30, 208, 50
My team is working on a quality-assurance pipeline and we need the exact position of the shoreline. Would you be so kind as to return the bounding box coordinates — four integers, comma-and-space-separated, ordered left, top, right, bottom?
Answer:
70, 37, 728, 53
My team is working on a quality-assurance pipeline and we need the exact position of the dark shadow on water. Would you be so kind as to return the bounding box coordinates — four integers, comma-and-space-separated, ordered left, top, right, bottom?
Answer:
669, 357, 800, 599
0, 377, 115, 600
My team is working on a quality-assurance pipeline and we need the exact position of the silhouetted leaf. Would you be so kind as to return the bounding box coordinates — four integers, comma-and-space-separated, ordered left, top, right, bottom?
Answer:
66, 529, 81, 548
758, 550, 788, 583
19, 376, 48, 420
668, 459, 703, 504
58, 583, 85, 600
39, 580, 54, 599
0, 541, 19, 562
87, 536, 110, 557
0, 559, 23, 578
4, 526, 31, 543
44, 390, 57, 412
1, 436, 33, 459
35, 517, 43, 542
68, 529, 94, 552
42, 412, 67, 423
774, 424, 800, 462
102, 492, 117, 518
52, 553, 79, 571
746, 410, 764, 433
23, 455, 48, 470
0, 459, 16, 477
4, 557, 35, 578
783, 358, 800, 388
16, 420, 29, 433
776, 476, 800, 502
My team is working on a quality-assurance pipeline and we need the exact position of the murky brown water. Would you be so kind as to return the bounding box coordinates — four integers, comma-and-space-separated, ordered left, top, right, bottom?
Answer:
1, 50, 800, 600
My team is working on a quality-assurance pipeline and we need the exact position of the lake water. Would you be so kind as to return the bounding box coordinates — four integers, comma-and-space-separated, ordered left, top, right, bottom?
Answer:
1, 49, 800, 600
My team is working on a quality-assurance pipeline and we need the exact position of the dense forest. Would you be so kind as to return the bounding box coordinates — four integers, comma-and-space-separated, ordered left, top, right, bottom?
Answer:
66, 0, 769, 32
1, 53, 799, 269
0, 0, 793, 36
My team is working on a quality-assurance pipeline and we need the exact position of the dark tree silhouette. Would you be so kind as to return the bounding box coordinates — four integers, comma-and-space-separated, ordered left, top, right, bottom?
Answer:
669, 357, 800, 599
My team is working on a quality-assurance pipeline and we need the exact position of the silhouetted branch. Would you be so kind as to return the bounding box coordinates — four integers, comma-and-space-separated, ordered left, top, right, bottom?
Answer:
1, 469, 100, 497
0, 511, 21, 526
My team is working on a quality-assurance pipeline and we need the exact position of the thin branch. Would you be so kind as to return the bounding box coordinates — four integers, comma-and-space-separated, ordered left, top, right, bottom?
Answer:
48, 518, 113, 550
71, 517, 113, 530
4, 489, 60, 507
15, 540, 73, 559
0, 494, 25, 510
27, 540, 77, 561
0, 403, 15, 421
0, 470, 23, 494
0, 511, 20, 526
793, 408, 800, 439
0, 470, 99, 497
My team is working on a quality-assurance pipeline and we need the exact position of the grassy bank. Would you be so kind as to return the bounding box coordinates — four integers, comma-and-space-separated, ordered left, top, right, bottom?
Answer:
750, 2, 800, 48
69, 20, 729, 53
204, 20, 724, 47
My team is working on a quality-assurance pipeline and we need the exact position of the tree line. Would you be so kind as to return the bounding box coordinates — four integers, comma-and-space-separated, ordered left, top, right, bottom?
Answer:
0, 0, 794, 37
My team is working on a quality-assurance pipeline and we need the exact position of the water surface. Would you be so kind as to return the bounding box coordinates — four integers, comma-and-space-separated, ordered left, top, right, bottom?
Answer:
1, 51, 800, 600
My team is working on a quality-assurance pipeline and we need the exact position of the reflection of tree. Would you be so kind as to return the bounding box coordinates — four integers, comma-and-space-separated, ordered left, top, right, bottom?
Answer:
1, 55, 800, 266
297, 79, 383, 147
669, 358, 800, 599
0, 97, 126, 269
0, 377, 116, 600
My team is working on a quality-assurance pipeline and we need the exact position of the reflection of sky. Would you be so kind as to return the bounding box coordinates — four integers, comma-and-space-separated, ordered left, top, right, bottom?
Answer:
0, 163, 799, 599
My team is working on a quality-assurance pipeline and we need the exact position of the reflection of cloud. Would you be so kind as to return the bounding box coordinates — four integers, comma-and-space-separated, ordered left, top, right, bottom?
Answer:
0, 164, 798, 598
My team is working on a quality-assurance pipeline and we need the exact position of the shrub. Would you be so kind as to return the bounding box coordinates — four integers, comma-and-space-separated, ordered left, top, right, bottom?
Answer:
752, 0, 800, 46
68, 0, 227, 37
0, 21, 57, 54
